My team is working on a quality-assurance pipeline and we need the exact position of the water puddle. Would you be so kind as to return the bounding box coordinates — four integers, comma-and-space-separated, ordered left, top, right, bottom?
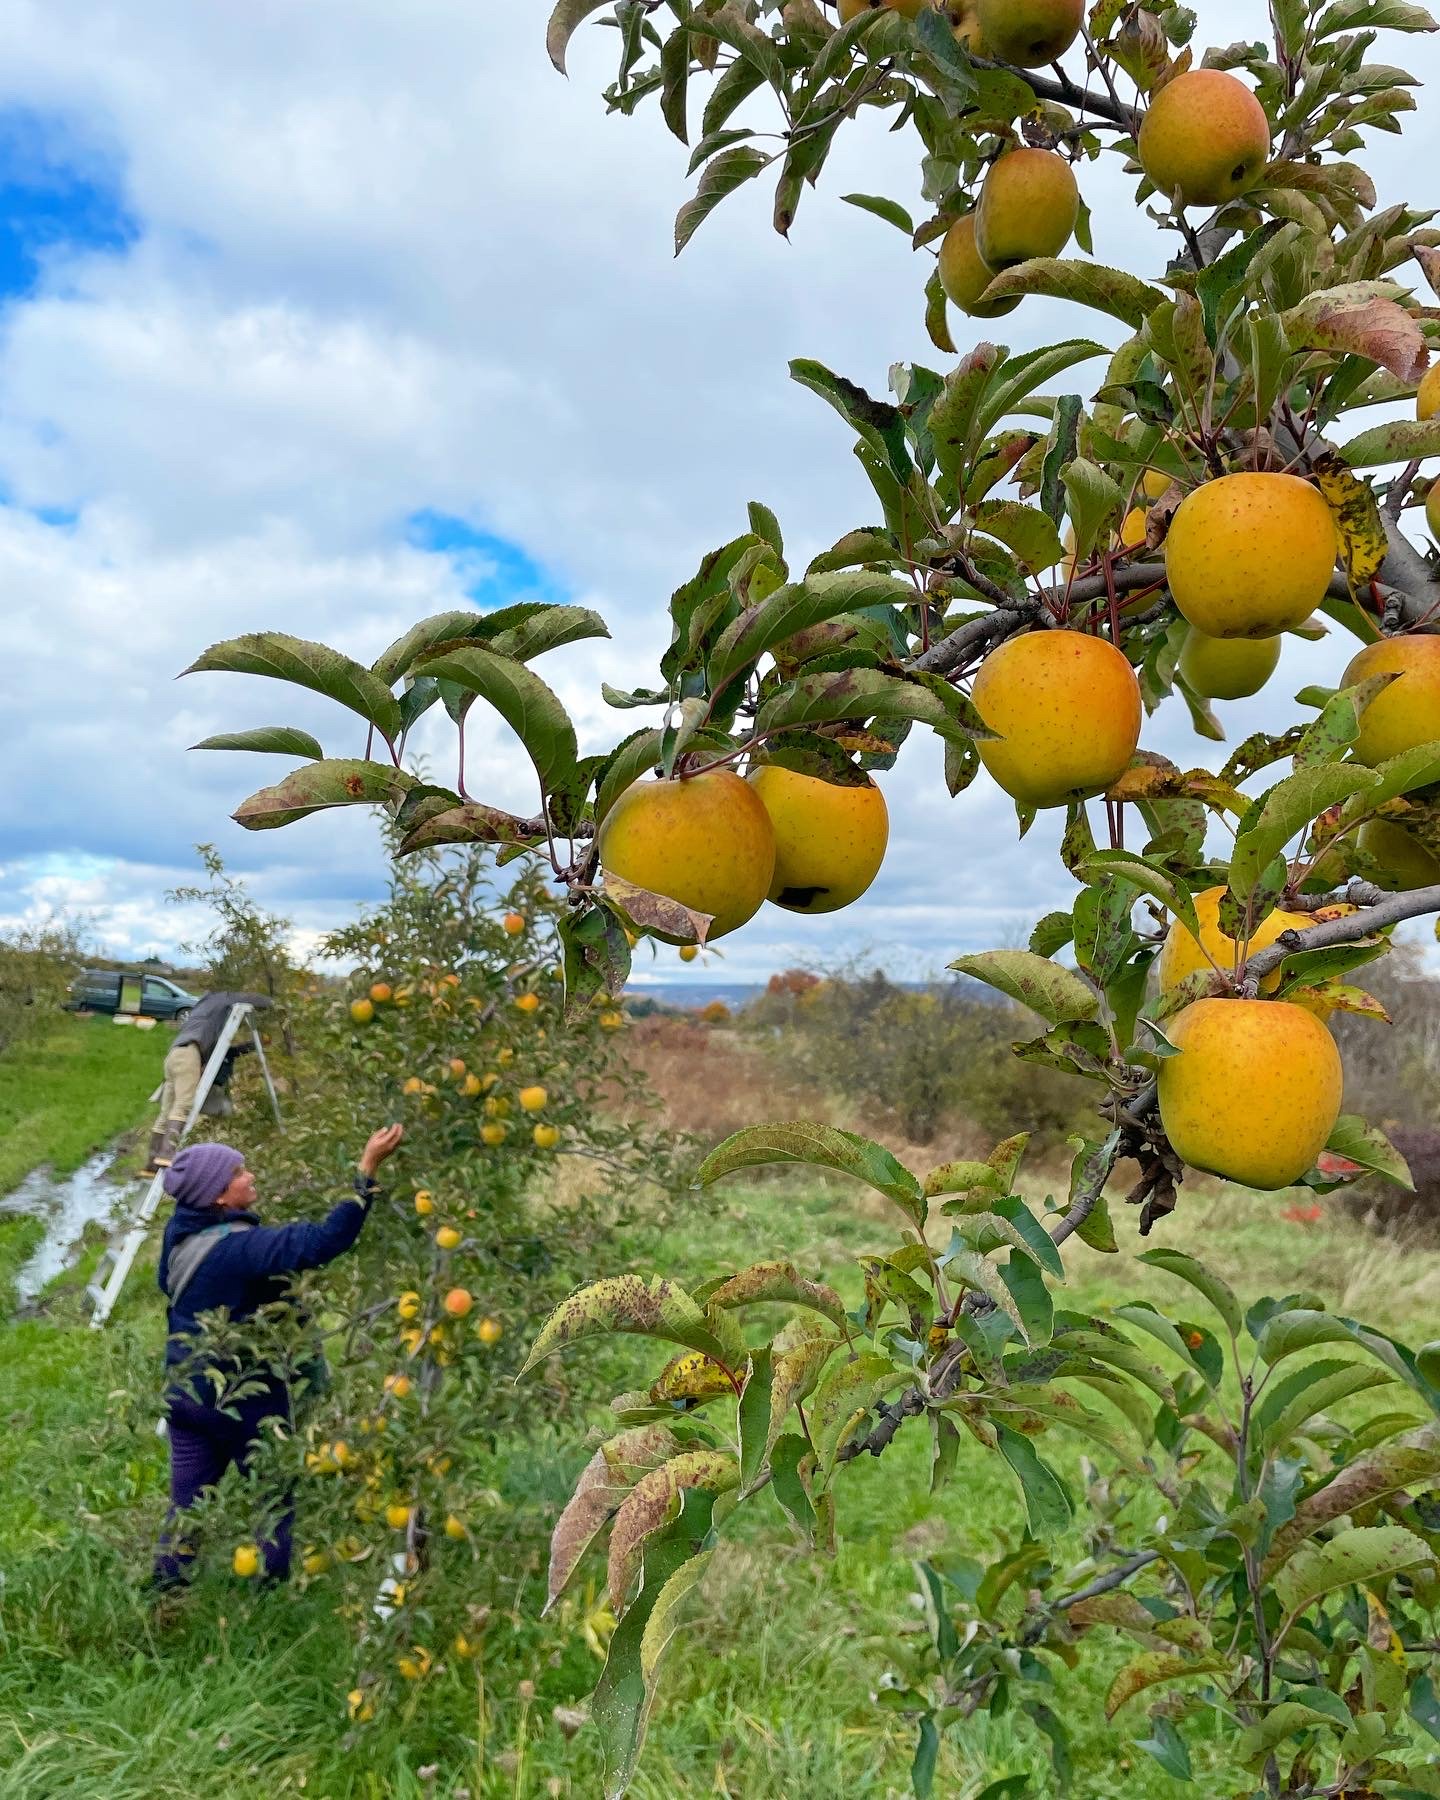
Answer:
0, 1149, 135, 1302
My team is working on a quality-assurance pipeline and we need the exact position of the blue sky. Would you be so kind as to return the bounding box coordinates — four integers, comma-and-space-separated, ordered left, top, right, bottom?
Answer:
0, 5, 1436, 983
0, 107, 135, 301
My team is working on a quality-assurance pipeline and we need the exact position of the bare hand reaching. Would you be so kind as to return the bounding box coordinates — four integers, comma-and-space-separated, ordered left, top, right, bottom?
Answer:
359, 1123, 404, 1177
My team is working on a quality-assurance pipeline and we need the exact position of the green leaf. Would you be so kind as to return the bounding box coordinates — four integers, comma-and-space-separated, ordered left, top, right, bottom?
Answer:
940, 1243, 1032, 1342
994, 1424, 1074, 1536
768, 1432, 818, 1540
1136, 1248, 1243, 1338
979, 260, 1166, 330
1228, 764, 1376, 900
840, 192, 914, 234
675, 146, 772, 255
370, 608, 494, 685
972, 500, 1066, 573
911, 1715, 940, 1800
1233, 1702, 1348, 1767
948, 950, 1099, 1025
1274, 1524, 1433, 1619
789, 357, 912, 479
1253, 1358, 1395, 1454
1338, 416, 1440, 467
1315, 0, 1438, 29
659, 11, 689, 142
594, 729, 662, 826
929, 342, 1005, 494
590, 1489, 719, 1800
1134, 1715, 1193, 1782
1325, 1115, 1414, 1187
707, 570, 912, 693
487, 604, 611, 663
737, 1347, 772, 1492
183, 631, 402, 741
755, 665, 984, 746
1341, 736, 1440, 812
1061, 457, 1126, 561
418, 644, 579, 797
982, 343, 1108, 441
1077, 849, 1200, 941
1105, 1652, 1232, 1720
521, 1274, 741, 1373
924, 265, 957, 357
190, 725, 324, 759
231, 758, 415, 830
697, 1121, 926, 1228
1262, 1428, 1440, 1574
993, 1385, 1140, 1467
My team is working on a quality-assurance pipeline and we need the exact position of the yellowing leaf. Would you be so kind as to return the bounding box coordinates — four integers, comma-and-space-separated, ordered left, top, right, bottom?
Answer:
1312, 451, 1388, 596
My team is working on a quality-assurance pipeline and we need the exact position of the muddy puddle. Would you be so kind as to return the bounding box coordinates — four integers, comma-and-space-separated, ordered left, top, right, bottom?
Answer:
1, 1149, 135, 1302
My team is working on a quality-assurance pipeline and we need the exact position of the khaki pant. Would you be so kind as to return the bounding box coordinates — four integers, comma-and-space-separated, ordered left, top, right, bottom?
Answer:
159, 1044, 203, 1128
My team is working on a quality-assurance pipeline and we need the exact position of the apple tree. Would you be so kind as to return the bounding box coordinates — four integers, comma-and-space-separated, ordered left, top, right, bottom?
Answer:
189, 0, 1440, 1789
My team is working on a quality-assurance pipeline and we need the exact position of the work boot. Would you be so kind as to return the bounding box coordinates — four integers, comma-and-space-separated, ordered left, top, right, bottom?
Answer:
138, 1129, 169, 1179
140, 1124, 180, 1178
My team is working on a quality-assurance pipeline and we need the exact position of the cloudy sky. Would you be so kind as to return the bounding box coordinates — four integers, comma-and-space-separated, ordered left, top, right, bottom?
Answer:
1, 2, 1437, 988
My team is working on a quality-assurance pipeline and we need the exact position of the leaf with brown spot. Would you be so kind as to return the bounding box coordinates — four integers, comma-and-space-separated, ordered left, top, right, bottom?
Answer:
397, 803, 545, 856
1262, 1423, 1440, 1578
521, 1275, 738, 1374
766, 1332, 842, 1465
703, 1260, 848, 1329
1104, 1651, 1232, 1719
601, 874, 714, 947
545, 1425, 682, 1613
648, 1352, 737, 1407
607, 1451, 738, 1609
1283, 284, 1428, 383
231, 759, 416, 831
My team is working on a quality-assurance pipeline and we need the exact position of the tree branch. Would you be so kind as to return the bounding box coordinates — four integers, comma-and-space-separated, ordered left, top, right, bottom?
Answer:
1055, 1549, 1160, 1610
1245, 881, 1440, 983
971, 55, 1138, 134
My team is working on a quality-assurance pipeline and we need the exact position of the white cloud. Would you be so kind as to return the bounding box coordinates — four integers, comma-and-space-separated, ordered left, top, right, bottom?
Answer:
0, 2, 1436, 972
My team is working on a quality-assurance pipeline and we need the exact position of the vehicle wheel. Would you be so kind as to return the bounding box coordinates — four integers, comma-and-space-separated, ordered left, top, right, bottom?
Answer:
171, 1008, 190, 1024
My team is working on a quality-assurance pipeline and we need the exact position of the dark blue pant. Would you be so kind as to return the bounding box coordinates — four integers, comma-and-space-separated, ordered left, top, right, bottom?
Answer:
154, 1391, 294, 1584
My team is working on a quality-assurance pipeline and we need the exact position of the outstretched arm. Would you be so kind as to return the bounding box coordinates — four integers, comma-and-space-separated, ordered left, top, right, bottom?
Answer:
231, 1125, 405, 1280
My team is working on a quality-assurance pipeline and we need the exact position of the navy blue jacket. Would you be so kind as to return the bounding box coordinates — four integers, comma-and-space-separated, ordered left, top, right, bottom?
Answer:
159, 1174, 378, 1421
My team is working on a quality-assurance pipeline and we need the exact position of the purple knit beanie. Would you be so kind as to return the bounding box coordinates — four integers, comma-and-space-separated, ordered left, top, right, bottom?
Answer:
164, 1142, 246, 1208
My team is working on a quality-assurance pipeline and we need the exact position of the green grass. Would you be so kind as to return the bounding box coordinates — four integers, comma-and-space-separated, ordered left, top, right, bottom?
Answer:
2, 1149, 1438, 1799
0, 1013, 167, 1196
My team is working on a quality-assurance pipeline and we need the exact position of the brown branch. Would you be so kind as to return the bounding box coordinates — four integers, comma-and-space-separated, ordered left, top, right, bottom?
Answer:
1055, 1549, 1160, 1610
1245, 881, 1440, 983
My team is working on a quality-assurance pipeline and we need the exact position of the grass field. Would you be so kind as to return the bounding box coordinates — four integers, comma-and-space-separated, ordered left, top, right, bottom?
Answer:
1, 1025, 1437, 1798
0, 1013, 165, 1197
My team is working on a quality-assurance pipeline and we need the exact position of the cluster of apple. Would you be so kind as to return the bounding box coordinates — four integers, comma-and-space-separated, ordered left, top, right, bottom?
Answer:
402, 1057, 560, 1151
603, 470, 1440, 943
932, 6, 1271, 321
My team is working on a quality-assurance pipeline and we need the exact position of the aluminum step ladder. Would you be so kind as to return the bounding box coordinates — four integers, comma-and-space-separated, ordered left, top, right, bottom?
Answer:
87, 1002, 283, 1329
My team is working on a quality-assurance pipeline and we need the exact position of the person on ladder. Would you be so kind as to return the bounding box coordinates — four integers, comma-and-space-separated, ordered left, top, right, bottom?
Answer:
152, 1125, 403, 1589
141, 990, 273, 1177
